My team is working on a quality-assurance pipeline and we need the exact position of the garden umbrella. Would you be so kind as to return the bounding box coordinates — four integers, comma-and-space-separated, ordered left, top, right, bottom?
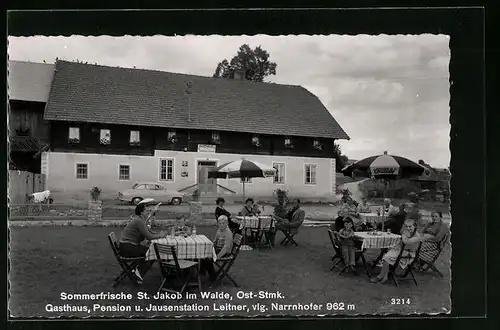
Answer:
208, 158, 276, 201
341, 151, 425, 231
208, 159, 276, 251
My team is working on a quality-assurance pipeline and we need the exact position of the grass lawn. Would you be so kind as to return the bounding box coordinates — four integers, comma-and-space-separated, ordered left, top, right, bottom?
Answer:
9, 226, 451, 318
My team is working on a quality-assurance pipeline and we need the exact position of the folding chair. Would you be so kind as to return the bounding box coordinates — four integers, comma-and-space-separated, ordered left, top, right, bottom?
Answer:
213, 234, 243, 287
328, 230, 369, 276
388, 242, 422, 287
280, 228, 299, 246
255, 217, 277, 249
153, 243, 200, 296
108, 232, 144, 287
417, 232, 450, 277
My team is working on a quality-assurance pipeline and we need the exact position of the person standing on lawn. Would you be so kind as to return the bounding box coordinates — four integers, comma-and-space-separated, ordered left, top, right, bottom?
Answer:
119, 202, 166, 283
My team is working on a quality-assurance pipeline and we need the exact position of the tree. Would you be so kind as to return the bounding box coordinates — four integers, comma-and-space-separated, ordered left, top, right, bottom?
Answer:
213, 44, 277, 82
333, 143, 349, 172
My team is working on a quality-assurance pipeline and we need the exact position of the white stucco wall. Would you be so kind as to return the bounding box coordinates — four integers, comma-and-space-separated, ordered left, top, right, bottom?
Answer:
44, 151, 336, 201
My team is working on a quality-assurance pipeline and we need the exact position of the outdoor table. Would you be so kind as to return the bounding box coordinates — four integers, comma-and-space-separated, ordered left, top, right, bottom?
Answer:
353, 231, 402, 277
358, 213, 386, 226
146, 234, 217, 262
234, 215, 275, 249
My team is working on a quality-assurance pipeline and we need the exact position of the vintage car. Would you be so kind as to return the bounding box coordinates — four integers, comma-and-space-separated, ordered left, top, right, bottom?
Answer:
118, 182, 186, 205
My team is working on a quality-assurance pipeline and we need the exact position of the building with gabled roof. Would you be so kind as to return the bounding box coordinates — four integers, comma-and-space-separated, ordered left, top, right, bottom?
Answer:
24, 60, 350, 201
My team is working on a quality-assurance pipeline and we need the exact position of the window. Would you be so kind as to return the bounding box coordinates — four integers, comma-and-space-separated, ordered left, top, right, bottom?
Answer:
252, 135, 260, 147
100, 129, 111, 145
313, 140, 322, 150
285, 137, 293, 148
68, 127, 80, 143
159, 159, 174, 181
305, 164, 317, 185
273, 162, 285, 184
133, 184, 146, 190
76, 163, 88, 179
119, 165, 130, 180
240, 177, 252, 183
130, 130, 140, 146
212, 131, 220, 144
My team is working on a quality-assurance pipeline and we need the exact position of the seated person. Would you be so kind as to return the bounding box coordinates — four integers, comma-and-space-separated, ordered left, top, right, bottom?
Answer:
215, 197, 240, 233
274, 199, 305, 236
172, 215, 192, 235
334, 201, 358, 231
377, 203, 407, 233
200, 215, 234, 281
338, 217, 358, 274
421, 210, 449, 243
240, 198, 261, 216
370, 219, 421, 284
119, 202, 166, 282
356, 197, 371, 214
382, 198, 399, 217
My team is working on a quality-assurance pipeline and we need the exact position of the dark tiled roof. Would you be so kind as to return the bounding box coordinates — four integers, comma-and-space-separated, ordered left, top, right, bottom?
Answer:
44, 61, 350, 140
8, 61, 55, 102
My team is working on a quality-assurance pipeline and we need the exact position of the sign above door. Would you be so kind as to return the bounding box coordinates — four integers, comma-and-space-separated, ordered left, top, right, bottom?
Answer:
197, 144, 216, 153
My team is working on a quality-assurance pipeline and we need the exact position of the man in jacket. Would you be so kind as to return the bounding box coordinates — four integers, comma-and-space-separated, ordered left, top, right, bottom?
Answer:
274, 199, 305, 244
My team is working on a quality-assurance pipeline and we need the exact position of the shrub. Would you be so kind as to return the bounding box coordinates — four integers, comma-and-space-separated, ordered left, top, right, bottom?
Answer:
273, 188, 289, 218
90, 186, 102, 201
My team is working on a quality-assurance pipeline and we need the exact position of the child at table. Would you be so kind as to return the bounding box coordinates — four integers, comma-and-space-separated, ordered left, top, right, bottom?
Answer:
338, 217, 357, 273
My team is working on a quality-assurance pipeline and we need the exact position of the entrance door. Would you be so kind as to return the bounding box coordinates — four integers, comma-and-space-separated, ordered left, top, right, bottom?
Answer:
197, 161, 217, 194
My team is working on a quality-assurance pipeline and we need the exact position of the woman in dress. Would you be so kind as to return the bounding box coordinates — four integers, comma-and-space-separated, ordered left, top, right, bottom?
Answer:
370, 218, 421, 284
215, 197, 240, 233
119, 202, 166, 282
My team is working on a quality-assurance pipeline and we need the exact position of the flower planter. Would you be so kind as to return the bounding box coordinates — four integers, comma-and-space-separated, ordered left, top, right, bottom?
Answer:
88, 200, 103, 222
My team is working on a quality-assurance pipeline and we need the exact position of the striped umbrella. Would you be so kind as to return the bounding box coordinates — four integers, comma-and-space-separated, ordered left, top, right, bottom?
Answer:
208, 159, 276, 199
341, 151, 425, 179
341, 151, 425, 231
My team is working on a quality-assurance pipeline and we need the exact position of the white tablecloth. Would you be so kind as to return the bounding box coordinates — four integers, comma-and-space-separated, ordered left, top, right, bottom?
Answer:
146, 234, 217, 261
234, 215, 274, 230
354, 232, 402, 250
359, 213, 386, 224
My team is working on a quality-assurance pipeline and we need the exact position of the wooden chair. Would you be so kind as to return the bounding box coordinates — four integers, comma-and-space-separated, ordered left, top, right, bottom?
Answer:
153, 243, 200, 296
388, 242, 422, 287
417, 232, 450, 277
280, 228, 299, 246
328, 230, 369, 276
255, 217, 277, 248
108, 232, 144, 287
213, 234, 243, 287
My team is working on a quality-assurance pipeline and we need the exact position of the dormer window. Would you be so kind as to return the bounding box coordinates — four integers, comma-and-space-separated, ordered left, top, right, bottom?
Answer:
167, 130, 177, 143
100, 129, 111, 145
252, 135, 260, 147
313, 140, 322, 150
212, 131, 221, 144
284, 137, 294, 149
68, 127, 80, 144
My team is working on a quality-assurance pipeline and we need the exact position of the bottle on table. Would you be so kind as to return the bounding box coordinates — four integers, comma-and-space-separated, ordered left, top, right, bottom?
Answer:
192, 225, 197, 236
170, 226, 175, 238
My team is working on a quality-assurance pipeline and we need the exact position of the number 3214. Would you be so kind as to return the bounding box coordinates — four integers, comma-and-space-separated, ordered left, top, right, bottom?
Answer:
391, 298, 411, 305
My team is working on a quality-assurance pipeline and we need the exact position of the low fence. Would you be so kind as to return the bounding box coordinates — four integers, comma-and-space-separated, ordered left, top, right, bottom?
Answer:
8, 203, 195, 221
8, 170, 46, 204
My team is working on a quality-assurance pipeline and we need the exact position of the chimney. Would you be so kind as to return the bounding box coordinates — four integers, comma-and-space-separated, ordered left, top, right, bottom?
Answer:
233, 68, 246, 81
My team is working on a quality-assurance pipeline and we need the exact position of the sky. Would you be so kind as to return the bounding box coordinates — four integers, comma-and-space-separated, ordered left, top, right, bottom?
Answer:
8, 34, 450, 168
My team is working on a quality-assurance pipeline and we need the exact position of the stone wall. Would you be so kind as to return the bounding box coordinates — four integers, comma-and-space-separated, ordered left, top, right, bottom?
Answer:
88, 200, 102, 222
